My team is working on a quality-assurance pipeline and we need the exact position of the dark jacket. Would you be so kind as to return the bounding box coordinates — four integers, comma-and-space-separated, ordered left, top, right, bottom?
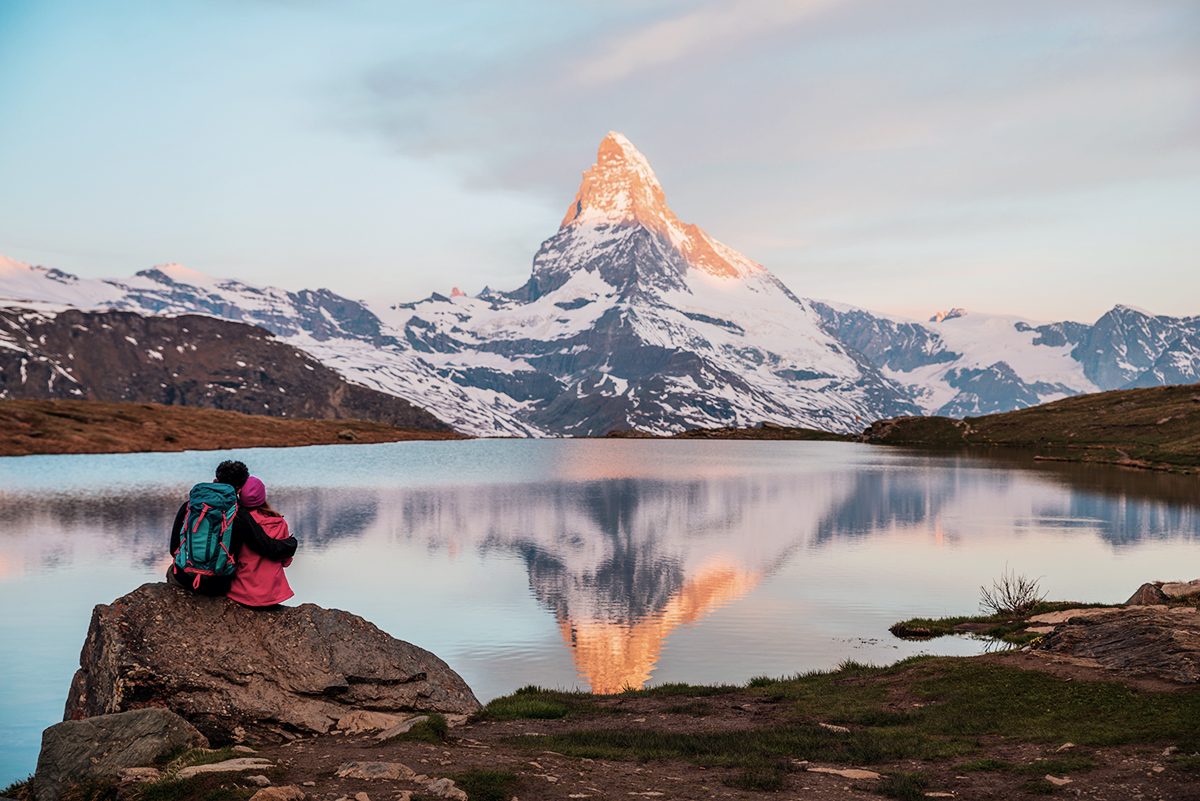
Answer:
168, 500, 298, 595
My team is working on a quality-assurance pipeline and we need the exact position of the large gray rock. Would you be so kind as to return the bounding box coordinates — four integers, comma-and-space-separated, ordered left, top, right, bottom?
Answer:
64, 583, 480, 744
1036, 605, 1200, 684
31, 708, 207, 801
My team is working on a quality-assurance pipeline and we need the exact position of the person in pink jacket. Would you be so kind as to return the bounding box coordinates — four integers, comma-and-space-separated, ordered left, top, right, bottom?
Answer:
226, 476, 295, 608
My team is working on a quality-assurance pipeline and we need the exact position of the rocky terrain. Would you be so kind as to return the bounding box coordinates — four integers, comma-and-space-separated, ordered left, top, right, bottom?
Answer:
0, 308, 450, 432
11, 578, 1200, 801
0, 399, 462, 456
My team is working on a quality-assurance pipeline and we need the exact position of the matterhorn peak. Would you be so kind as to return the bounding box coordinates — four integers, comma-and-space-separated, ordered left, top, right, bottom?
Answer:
560, 131, 668, 230
556, 132, 761, 280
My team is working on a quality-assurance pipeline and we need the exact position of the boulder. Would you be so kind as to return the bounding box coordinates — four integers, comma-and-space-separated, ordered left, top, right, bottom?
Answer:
1125, 582, 1169, 606
1161, 579, 1200, 600
30, 708, 207, 801
64, 583, 480, 744
1035, 605, 1200, 684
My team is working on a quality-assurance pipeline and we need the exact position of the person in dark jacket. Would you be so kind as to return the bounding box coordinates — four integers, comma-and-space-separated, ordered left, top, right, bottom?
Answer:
167, 460, 297, 596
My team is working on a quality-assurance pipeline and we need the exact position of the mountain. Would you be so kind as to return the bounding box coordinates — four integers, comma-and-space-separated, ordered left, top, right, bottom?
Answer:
1, 134, 1198, 435
813, 301, 1199, 416
0, 306, 450, 431
380, 132, 918, 435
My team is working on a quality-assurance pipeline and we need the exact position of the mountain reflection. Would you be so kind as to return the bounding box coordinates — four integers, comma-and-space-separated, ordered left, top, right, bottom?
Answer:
0, 448, 1197, 693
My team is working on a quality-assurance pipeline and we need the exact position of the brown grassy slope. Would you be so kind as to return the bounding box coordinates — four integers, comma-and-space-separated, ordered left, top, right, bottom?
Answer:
862, 383, 1200, 471
0, 399, 464, 456
673, 422, 853, 441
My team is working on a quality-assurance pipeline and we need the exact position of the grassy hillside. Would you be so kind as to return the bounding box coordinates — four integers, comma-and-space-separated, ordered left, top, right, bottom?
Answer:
862, 383, 1200, 471
673, 423, 853, 441
0, 399, 464, 456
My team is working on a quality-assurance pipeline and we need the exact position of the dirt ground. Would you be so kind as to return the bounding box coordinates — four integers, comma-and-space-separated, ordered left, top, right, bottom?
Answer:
245, 674, 1200, 801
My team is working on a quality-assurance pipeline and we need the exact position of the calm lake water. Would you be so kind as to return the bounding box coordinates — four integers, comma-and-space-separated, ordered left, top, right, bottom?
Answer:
2, 439, 1198, 782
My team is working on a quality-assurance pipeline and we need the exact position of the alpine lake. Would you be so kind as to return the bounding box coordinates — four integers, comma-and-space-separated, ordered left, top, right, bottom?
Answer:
2, 438, 1197, 783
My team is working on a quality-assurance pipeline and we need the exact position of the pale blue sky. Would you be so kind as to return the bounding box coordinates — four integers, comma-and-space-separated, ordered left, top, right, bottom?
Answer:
1, 0, 1197, 320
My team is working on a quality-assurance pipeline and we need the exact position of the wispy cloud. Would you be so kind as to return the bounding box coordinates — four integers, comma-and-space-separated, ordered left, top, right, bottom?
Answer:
569, 0, 843, 86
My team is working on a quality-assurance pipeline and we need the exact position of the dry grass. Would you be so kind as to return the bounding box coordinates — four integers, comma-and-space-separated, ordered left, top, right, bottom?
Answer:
0, 399, 464, 456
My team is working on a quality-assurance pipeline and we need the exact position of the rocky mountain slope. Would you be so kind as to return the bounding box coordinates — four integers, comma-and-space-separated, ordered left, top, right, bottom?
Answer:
814, 302, 1199, 416
1, 133, 1197, 435
0, 307, 450, 431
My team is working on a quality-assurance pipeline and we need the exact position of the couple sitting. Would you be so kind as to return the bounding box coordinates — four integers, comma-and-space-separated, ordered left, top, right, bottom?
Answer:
167, 459, 297, 608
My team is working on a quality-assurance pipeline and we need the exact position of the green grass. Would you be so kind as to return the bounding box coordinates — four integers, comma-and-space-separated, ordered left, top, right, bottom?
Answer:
137, 776, 255, 801
451, 769, 520, 801
863, 383, 1200, 471
500, 657, 1200, 779
723, 763, 789, 792
878, 771, 930, 800
381, 713, 449, 744
1169, 754, 1200, 773
479, 685, 582, 720
890, 601, 1119, 643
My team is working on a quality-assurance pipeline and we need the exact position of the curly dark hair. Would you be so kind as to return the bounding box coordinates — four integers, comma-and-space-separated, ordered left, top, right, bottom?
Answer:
214, 460, 250, 489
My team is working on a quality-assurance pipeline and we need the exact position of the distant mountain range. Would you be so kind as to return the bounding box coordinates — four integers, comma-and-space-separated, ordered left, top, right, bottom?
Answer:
2, 132, 1196, 435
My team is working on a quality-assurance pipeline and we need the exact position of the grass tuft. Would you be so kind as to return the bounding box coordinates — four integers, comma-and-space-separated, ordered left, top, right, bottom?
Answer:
1, 777, 31, 801
452, 769, 519, 801
878, 771, 929, 800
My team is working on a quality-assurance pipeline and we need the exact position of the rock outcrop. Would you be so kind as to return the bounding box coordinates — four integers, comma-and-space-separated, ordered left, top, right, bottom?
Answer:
64, 583, 480, 744
1035, 605, 1200, 684
31, 708, 207, 801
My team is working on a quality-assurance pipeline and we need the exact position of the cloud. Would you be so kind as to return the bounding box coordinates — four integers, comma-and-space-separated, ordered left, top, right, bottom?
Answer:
569, 0, 843, 86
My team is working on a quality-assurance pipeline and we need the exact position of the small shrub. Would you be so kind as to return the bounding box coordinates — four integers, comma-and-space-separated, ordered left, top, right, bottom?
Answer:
980, 567, 1046, 616
878, 771, 929, 800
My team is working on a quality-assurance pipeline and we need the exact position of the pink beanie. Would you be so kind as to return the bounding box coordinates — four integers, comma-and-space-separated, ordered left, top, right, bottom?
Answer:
240, 476, 267, 508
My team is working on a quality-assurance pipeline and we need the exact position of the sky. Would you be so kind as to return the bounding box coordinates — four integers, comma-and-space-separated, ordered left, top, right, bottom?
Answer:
0, 0, 1197, 322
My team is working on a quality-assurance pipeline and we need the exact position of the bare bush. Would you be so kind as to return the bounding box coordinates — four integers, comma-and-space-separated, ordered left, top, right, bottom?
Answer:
979, 567, 1046, 616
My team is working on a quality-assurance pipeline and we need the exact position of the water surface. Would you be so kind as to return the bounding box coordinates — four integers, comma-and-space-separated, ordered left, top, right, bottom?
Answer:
1, 440, 1197, 783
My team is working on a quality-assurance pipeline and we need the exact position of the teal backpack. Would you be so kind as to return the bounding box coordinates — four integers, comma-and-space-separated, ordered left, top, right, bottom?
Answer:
174, 482, 239, 588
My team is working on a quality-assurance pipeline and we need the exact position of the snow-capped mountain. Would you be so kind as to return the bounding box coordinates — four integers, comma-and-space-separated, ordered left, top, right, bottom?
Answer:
2, 133, 1198, 434
813, 302, 1199, 416
379, 132, 917, 434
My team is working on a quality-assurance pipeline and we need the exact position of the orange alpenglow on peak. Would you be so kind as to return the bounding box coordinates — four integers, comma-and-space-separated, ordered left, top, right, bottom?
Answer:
560, 132, 764, 280
450, 286, 466, 298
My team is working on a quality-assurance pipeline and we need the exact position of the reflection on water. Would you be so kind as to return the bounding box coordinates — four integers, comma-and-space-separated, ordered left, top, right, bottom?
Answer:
0, 440, 1197, 782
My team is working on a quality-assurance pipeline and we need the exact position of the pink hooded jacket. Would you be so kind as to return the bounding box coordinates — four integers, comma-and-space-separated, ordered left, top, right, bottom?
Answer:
226, 477, 294, 607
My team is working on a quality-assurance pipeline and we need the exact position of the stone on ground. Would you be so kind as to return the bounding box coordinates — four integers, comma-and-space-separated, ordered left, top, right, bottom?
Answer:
334, 762, 416, 780
248, 786, 306, 801
30, 707, 207, 801
63, 582, 480, 743
176, 758, 275, 779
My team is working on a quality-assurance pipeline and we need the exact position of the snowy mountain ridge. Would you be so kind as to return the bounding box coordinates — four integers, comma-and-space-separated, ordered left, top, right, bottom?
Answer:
2, 134, 1198, 434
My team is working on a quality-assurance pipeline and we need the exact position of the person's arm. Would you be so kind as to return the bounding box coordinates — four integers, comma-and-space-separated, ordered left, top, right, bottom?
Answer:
234, 510, 298, 562
169, 502, 187, 556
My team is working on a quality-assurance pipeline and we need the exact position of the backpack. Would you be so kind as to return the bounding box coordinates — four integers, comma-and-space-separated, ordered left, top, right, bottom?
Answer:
174, 482, 239, 588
